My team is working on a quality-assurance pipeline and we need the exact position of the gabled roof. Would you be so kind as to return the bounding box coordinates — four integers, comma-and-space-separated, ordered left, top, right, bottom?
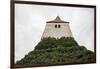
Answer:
46, 16, 69, 23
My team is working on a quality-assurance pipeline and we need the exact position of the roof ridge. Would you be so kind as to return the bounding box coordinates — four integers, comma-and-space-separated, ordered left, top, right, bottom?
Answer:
54, 16, 62, 21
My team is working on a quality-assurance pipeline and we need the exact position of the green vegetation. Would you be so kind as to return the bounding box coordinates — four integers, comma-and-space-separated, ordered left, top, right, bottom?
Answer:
16, 37, 95, 65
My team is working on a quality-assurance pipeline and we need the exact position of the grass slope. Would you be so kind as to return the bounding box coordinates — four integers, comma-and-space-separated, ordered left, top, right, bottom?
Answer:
16, 37, 95, 65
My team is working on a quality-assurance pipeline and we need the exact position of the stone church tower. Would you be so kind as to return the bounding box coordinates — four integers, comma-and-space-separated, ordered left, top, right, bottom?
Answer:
42, 16, 73, 39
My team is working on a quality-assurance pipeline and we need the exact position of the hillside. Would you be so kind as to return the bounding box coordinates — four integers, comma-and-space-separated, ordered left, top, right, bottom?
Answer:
16, 37, 95, 65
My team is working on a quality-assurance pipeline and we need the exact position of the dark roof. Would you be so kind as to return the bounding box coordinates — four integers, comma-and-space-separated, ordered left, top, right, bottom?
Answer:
46, 16, 69, 23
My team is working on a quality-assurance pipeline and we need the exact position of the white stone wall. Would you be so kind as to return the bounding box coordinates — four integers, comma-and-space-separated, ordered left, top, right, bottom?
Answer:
42, 23, 73, 39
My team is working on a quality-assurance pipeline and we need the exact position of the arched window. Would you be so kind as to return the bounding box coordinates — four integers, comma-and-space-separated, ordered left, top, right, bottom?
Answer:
58, 24, 61, 28
55, 24, 57, 28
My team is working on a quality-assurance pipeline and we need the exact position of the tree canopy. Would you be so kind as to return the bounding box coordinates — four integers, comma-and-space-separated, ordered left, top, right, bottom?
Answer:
16, 37, 95, 65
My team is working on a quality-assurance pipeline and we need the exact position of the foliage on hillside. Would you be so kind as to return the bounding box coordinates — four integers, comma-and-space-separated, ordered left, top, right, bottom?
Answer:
16, 37, 95, 65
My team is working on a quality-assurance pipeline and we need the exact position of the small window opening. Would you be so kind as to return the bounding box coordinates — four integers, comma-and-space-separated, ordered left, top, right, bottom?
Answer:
58, 24, 61, 28
55, 24, 57, 28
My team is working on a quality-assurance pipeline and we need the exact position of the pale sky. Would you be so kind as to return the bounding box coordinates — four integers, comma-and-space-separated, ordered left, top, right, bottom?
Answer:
15, 4, 94, 62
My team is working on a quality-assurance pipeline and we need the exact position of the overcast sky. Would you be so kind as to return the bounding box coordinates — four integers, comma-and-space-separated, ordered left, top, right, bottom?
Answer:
15, 4, 94, 62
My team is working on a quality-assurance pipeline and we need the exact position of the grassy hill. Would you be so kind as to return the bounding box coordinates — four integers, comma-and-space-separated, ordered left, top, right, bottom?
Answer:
16, 37, 95, 65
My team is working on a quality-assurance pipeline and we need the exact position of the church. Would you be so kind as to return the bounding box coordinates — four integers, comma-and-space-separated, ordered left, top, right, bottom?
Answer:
42, 16, 73, 38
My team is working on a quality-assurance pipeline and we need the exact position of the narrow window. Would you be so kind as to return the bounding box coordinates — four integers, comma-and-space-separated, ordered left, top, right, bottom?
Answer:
58, 24, 61, 28
55, 24, 57, 28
